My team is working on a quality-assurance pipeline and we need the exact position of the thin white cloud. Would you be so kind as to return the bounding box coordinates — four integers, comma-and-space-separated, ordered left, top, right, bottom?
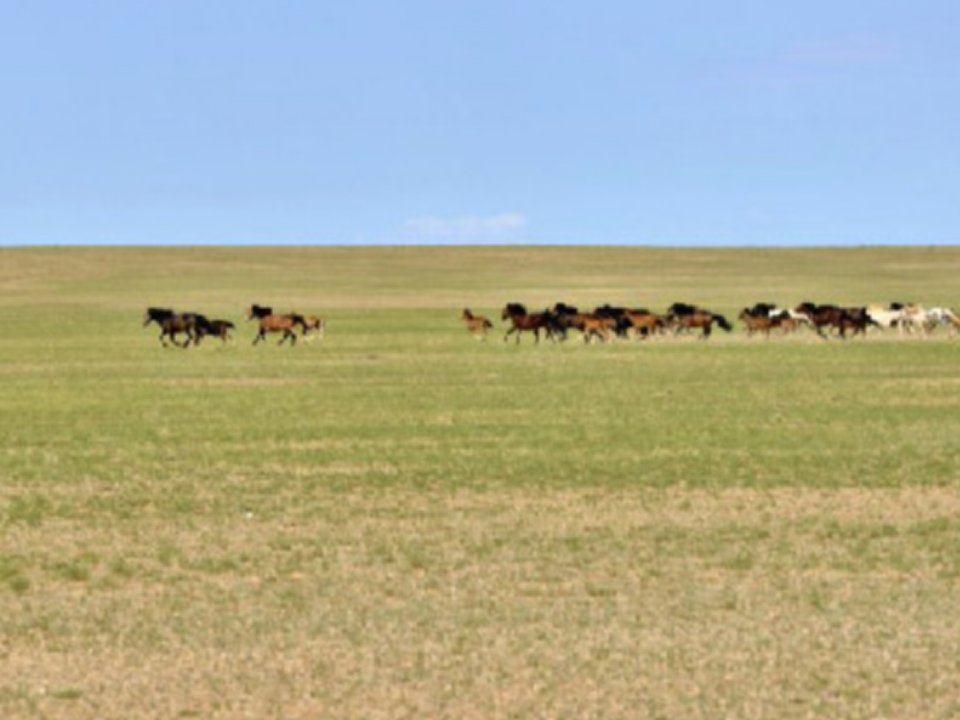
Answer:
403, 212, 528, 243
732, 36, 897, 89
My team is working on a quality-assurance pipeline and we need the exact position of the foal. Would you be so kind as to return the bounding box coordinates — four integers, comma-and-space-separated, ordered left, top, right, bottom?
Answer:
461, 309, 493, 340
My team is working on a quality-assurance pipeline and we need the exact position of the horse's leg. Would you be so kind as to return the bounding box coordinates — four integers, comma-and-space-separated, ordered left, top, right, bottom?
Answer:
534, 328, 540, 344
503, 327, 514, 343
289, 330, 297, 346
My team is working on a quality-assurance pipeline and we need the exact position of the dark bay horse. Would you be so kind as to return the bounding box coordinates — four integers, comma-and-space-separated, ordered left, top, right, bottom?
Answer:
192, 317, 236, 345
143, 307, 196, 347
501, 303, 554, 344
796, 302, 847, 339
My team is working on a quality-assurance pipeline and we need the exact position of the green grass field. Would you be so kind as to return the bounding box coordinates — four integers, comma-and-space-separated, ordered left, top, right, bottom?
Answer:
2, 246, 960, 718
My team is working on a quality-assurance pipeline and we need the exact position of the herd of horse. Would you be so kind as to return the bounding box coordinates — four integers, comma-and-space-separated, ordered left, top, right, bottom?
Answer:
142, 305, 325, 347
143, 299, 960, 347
462, 301, 960, 343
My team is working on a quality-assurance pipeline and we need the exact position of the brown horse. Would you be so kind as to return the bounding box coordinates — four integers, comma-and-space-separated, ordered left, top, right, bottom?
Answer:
621, 310, 668, 339
501, 303, 553, 344
739, 309, 778, 337
668, 308, 732, 339
795, 303, 847, 339
461, 309, 493, 339
249, 306, 300, 346
579, 314, 618, 343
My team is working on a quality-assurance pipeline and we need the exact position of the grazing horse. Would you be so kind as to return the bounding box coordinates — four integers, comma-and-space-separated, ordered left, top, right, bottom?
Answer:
667, 306, 732, 339
143, 307, 196, 347
501, 303, 553, 344
460, 309, 493, 340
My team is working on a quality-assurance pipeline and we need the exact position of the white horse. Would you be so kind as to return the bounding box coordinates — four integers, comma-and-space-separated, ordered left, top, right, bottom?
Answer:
866, 306, 906, 332
925, 307, 960, 334
765, 307, 810, 323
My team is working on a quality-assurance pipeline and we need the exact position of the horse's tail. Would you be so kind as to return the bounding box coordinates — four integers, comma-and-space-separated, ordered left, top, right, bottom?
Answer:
483, 319, 493, 329
714, 314, 732, 332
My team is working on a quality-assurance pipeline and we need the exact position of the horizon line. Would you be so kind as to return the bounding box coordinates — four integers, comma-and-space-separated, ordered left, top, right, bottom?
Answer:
2, 241, 959, 250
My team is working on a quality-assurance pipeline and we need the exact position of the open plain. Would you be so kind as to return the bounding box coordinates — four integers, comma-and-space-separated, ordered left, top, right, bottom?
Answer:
2, 246, 960, 718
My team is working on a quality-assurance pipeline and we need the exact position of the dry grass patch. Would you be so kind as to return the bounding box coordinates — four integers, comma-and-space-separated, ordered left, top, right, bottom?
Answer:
3, 487, 960, 719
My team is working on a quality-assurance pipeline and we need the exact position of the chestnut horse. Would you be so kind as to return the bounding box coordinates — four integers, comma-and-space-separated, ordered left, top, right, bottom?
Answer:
249, 306, 300, 346
739, 309, 778, 337
461, 309, 493, 339
620, 310, 667, 339
667, 307, 732, 339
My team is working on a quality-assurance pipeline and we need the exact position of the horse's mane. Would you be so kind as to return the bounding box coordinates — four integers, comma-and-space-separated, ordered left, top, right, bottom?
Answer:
593, 305, 626, 318
250, 304, 273, 318
505, 302, 527, 315
747, 302, 777, 316
553, 302, 578, 315
146, 307, 174, 320
668, 302, 698, 315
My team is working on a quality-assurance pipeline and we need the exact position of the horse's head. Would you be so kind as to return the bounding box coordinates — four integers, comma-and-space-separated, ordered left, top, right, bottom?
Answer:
502, 303, 525, 320
461, 308, 472, 320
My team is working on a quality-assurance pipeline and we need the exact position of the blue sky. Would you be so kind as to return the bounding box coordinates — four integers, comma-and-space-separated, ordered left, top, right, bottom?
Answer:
1, 1, 958, 246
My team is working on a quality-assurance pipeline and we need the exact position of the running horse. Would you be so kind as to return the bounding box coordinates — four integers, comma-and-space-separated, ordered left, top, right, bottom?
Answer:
461, 309, 493, 340
143, 307, 197, 347
192, 316, 236, 345
501, 303, 554, 344
249, 305, 301, 346
666, 305, 732, 339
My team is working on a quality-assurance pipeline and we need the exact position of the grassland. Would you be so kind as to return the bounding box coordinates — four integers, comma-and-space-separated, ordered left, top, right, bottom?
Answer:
2, 246, 960, 719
